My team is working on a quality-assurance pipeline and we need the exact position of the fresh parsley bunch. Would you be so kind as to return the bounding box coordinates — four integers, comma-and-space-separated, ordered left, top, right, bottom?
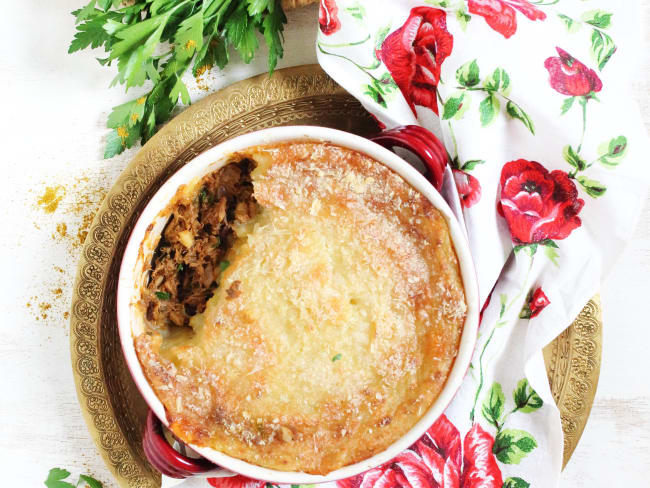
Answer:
69, 0, 287, 158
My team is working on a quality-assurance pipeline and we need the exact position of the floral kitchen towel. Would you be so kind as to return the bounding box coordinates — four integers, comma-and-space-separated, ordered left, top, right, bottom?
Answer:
314, 0, 649, 485
167, 1, 649, 487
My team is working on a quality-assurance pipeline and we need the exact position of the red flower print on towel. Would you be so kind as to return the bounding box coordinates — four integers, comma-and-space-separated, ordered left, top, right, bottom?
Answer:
337, 450, 434, 488
498, 160, 584, 244
530, 288, 550, 317
377, 7, 453, 116
319, 0, 341, 35
337, 415, 502, 488
415, 415, 503, 487
453, 169, 482, 208
520, 287, 550, 319
207, 475, 265, 488
544, 47, 603, 97
468, 0, 546, 39
369, 113, 387, 130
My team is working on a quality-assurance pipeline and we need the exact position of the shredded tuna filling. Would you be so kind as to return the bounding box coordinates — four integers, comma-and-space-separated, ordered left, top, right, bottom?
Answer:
142, 158, 258, 328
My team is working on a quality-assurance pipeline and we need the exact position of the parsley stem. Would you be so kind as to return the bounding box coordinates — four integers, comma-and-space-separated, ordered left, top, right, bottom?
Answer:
205, 0, 235, 26
204, 0, 230, 19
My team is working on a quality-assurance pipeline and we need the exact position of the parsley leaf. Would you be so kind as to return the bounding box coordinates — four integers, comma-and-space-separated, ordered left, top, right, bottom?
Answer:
69, 16, 114, 53
175, 13, 204, 62
98, 0, 119, 12
155, 291, 171, 300
225, 4, 258, 63
247, 0, 271, 16
44, 469, 103, 488
44, 468, 75, 488
106, 98, 145, 129
79, 474, 104, 488
332, 353, 342, 362
103, 120, 142, 158
219, 260, 230, 271
75, 1, 100, 24
104, 129, 125, 159
108, 14, 168, 61
193, 36, 229, 76
262, 1, 286, 72
170, 75, 191, 105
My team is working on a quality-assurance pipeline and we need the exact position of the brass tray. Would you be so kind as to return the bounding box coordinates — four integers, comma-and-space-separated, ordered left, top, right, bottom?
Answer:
69, 65, 602, 488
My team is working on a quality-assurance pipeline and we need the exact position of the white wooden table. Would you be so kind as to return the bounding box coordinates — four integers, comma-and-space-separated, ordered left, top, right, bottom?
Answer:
0, 2, 647, 486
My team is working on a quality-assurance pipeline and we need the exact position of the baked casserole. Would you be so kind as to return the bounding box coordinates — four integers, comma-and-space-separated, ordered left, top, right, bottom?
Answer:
134, 142, 467, 475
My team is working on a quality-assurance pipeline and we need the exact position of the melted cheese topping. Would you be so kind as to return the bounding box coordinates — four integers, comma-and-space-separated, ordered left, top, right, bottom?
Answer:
135, 142, 466, 474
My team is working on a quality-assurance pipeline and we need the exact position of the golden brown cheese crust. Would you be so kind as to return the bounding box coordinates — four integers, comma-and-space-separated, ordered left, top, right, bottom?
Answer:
134, 142, 466, 474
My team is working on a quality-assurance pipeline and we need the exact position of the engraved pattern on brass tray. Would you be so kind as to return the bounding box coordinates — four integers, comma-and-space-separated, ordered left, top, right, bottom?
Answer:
69, 65, 602, 488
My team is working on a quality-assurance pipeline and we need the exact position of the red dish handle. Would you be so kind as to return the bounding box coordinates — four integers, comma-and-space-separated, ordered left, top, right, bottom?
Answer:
143, 410, 223, 479
369, 125, 449, 191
